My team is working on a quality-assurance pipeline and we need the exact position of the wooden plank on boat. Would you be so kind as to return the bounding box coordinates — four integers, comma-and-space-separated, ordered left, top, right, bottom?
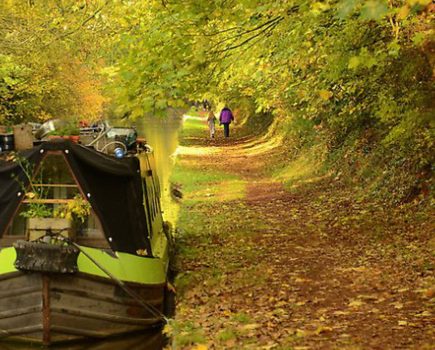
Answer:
12, 124, 33, 151
0, 285, 39, 299
51, 307, 160, 325
0, 312, 42, 334
50, 312, 155, 336
0, 295, 41, 314
0, 306, 41, 319
0, 265, 166, 345
0, 325, 42, 336
22, 199, 72, 204
51, 286, 163, 309
50, 325, 144, 338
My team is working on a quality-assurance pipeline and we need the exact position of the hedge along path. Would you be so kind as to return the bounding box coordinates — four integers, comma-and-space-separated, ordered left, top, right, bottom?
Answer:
168, 119, 434, 350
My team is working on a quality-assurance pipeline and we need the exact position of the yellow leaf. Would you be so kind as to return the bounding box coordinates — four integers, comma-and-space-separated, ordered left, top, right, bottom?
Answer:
348, 299, 364, 308
398, 320, 408, 326
294, 277, 310, 283
348, 56, 360, 69
333, 310, 350, 316
25, 192, 36, 199
358, 294, 378, 301
192, 345, 208, 350
162, 324, 173, 336
393, 302, 403, 309
319, 89, 333, 101
315, 326, 333, 334
296, 329, 310, 337
415, 311, 431, 317
397, 5, 410, 20
223, 310, 232, 317
241, 323, 261, 331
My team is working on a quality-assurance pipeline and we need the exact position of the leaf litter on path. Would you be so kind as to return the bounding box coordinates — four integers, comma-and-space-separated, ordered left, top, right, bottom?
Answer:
170, 134, 434, 349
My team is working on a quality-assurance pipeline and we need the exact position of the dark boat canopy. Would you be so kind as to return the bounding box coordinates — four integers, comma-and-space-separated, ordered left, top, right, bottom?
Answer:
0, 139, 151, 255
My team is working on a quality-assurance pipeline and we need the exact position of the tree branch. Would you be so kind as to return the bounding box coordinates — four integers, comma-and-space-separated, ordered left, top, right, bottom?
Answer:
213, 17, 283, 54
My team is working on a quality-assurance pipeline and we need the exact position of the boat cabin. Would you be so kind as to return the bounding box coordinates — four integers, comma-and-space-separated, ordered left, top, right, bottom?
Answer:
0, 139, 162, 256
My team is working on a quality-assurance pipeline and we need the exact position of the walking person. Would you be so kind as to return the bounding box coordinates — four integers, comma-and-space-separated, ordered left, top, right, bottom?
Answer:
207, 109, 217, 139
219, 106, 234, 138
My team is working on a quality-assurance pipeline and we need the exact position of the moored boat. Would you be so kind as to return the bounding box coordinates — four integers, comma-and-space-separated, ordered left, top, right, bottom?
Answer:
0, 128, 171, 345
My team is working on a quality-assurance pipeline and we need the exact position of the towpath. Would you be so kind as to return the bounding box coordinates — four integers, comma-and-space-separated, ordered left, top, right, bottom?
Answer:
168, 117, 434, 350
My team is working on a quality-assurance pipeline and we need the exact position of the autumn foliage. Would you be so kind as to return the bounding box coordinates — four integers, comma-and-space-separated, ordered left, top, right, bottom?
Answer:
0, 0, 433, 202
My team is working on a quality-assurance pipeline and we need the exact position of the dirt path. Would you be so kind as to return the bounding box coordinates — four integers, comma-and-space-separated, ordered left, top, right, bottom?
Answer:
169, 131, 434, 350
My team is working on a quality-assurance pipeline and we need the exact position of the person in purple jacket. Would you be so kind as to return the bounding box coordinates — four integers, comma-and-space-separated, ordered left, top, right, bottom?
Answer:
219, 106, 235, 138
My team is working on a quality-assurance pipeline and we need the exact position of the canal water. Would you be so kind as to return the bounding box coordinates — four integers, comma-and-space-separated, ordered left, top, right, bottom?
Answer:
0, 113, 182, 349
136, 112, 182, 226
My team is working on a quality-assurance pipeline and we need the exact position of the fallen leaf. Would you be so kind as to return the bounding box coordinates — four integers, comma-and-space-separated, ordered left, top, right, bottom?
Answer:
315, 326, 333, 334
319, 89, 333, 100
393, 302, 403, 309
333, 310, 350, 316
358, 294, 378, 301
162, 324, 173, 336
296, 329, 312, 337
415, 311, 431, 317
294, 277, 310, 283
241, 323, 261, 331
425, 287, 435, 298
348, 299, 364, 308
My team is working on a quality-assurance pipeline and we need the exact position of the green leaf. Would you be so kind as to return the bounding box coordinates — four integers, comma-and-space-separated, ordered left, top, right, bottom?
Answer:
337, 0, 362, 18
387, 40, 401, 57
319, 90, 333, 100
348, 56, 361, 69
412, 32, 426, 46
360, 0, 389, 20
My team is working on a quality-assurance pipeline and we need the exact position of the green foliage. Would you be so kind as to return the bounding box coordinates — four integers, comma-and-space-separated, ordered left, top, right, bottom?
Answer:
104, 0, 433, 202
1, 0, 432, 202
53, 194, 91, 223
164, 320, 207, 348
0, 0, 110, 123
12, 155, 52, 218
20, 203, 52, 219
48, 122, 80, 136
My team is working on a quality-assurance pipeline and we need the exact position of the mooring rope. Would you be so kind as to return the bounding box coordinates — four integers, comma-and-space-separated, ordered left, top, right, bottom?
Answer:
56, 235, 169, 324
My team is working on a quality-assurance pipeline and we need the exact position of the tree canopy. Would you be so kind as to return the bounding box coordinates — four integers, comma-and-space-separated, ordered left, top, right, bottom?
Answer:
0, 0, 112, 124
108, 0, 433, 200
0, 0, 433, 200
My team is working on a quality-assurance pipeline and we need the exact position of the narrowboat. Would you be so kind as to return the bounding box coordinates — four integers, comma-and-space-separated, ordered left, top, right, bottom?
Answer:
0, 127, 171, 345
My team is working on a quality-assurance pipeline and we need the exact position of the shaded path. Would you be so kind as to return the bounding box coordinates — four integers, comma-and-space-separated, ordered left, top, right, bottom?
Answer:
171, 129, 434, 350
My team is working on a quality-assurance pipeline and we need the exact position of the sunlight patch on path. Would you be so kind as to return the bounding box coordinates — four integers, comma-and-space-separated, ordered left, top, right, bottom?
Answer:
226, 119, 284, 155
183, 114, 204, 121
179, 113, 284, 158
273, 144, 328, 187
185, 179, 247, 203
173, 145, 221, 157
229, 134, 284, 156
174, 133, 283, 158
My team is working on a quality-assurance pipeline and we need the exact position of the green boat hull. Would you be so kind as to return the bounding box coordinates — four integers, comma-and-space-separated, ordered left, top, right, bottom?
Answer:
0, 245, 169, 344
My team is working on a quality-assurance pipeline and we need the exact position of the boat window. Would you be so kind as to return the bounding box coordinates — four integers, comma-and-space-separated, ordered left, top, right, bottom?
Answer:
153, 183, 161, 216
142, 178, 154, 237
149, 183, 156, 219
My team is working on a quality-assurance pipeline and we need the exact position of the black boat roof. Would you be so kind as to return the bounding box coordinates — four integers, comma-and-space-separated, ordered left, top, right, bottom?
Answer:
0, 139, 152, 255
